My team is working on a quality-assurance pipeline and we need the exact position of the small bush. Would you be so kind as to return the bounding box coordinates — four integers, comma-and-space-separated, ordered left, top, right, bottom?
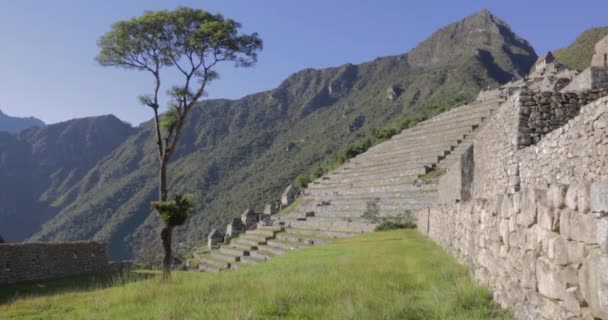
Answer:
375, 218, 416, 231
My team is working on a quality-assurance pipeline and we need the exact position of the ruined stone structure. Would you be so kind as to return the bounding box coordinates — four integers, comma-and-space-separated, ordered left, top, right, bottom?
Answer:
419, 47, 608, 319
0, 241, 129, 284
591, 35, 608, 68
281, 184, 297, 206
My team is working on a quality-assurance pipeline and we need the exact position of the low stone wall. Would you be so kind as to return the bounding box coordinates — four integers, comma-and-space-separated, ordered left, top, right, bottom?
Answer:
517, 89, 608, 147
519, 96, 608, 188
419, 184, 608, 319
437, 145, 474, 203
0, 241, 115, 284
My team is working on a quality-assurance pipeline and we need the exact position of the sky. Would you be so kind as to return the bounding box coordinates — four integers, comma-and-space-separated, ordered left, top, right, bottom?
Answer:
0, 1, 607, 125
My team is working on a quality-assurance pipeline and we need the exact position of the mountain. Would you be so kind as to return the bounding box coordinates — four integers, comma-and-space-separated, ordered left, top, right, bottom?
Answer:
0, 115, 135, 241
0, 110, 45, 134
554, 26, 608, 71
0, 10, 537, 258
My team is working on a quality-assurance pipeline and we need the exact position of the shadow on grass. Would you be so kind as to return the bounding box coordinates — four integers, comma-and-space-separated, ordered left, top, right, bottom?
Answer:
0, 271, 154, 305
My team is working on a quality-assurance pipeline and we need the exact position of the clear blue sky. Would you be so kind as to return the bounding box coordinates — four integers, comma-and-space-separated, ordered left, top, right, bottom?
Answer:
1, 0, 607, 125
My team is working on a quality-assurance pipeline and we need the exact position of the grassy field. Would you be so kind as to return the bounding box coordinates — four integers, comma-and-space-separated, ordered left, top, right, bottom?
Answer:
0, 230, 512, 320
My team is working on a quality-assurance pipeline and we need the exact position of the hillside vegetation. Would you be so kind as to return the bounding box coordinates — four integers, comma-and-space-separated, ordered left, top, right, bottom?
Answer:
0, 230, 513, 320
0, 10, 537, 259
554, 26, 608, 70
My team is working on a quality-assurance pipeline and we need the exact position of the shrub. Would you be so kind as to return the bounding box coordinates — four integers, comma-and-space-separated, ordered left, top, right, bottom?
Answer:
375, 218, 416, 231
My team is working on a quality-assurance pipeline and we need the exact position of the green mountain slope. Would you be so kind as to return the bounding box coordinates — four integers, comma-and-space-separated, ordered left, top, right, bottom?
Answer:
2, 10, 537, 258
0, 115, 135, 241
554, 26, 608, 70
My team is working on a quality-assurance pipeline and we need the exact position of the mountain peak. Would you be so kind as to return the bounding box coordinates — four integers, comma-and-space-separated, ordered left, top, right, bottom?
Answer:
407, 10, 537, 74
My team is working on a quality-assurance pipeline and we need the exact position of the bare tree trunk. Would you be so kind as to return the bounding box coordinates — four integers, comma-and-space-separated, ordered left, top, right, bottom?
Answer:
159, 160, 171, 279
161, 225, 172, 280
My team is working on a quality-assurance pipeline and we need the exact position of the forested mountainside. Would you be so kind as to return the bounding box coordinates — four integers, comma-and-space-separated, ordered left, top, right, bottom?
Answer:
1, 10, 538, 258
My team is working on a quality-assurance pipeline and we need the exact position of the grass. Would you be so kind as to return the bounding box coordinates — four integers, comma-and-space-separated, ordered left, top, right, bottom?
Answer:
0, 230, 513, 320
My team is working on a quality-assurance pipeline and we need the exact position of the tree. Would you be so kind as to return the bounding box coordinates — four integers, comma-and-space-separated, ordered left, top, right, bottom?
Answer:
96, 7, 262, 278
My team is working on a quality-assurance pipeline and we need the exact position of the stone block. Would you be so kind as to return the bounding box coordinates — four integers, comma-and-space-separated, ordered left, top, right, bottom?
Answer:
567, 240, 585, 265
578, 184, 592, 213
521, 250, 537, 290
591, 183, 608, 213
548, 184, 568, 209
565, 185, 578, 211
564, 286, 582, 317
579, 250, 608, 319
537, 257, 566, 300
538, 203, 559, 231
570, 213, 597, 244
560, 210, 572, 240
599, 217, 608, 254
500, 194, 514, 218
548, 237, 570, 265
519, 188, 539, 227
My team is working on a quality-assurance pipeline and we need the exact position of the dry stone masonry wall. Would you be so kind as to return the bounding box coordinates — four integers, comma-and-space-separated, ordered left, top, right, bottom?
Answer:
421, 185, 608, 319
517, 89, 608, 147
520, 97, 608, 188
421, 92, 608, 318
0, 241, 124, 284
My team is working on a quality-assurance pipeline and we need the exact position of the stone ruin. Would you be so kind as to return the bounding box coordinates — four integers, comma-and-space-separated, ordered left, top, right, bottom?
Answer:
281, 184, 297, 206
0, 241, 131, 285
417, 35, 608, 319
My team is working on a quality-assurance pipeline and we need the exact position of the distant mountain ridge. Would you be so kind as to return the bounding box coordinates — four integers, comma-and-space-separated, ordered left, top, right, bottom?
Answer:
1, 10, 538, 258
0, 110, 45, 134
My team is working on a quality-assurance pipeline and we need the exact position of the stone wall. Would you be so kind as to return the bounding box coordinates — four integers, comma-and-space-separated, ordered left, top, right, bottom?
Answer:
520, 96, 608, 188
419, 184, 608, 319
437, 145, 474, 203
471, 94, 520, 199
0, 241, 114, 284
518, 89, 608, 147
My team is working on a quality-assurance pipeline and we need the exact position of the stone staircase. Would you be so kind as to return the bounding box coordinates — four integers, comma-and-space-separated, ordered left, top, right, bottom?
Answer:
276, 98, 501, 232
190, 225, 358, 272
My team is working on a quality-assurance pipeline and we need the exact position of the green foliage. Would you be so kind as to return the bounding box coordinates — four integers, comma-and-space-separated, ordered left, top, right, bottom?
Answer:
96, 7, 263, 73
1, 230, 514, 319
372, 127, 398, 141
554, 26, 608, 71
375, 218, 417, 231
152, 194, 195, 227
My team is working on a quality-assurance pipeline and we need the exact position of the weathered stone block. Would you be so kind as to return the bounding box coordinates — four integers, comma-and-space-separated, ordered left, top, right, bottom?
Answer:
564, 286, 582, 317
578, 184, 592, 213
519, 188, 539, 227
565, 185, 579, 211
570, 213, 597, 244
548, 237, 570, 265
591, 183, 608, 213
537, 257, 566, 300
548, 184, 568, 209
598, 217, 608, 254
579, 250, 608, 319
567, 240, 585, 265
538, 203, 559, 231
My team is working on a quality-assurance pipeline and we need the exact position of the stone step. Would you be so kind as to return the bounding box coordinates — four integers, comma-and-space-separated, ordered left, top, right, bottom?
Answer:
285, 228, 358, 238
394, 117, 484, 140
257, 245, 286, 256
407, 109, 492, 132
369, 131, 468, 152
219, 246, 249, 258
306, 190, 438, 201
246, 229, 278, 237
311, 176, 434, 190
232, 237, 264, 247
229, 261, 247, 270
198, 264, 222, 273
322, 167, 428, 184
250, 250, 277, 261
315, 174, 421, 188
211, 251, 241, 262
412, 100, 497, 125
198, 256, 231, 269
257, 225, 285, 232
279, 218, 376, 233
240, 256, 265, 265
266, 239, 309, 250
292, 206, 427, 219
306, 181, 437, 194
352, 144, 454, 161
230, 241, 258, 251
240, 234, 272, 243
301, 198, 436, 212
276, 233, 331, 245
